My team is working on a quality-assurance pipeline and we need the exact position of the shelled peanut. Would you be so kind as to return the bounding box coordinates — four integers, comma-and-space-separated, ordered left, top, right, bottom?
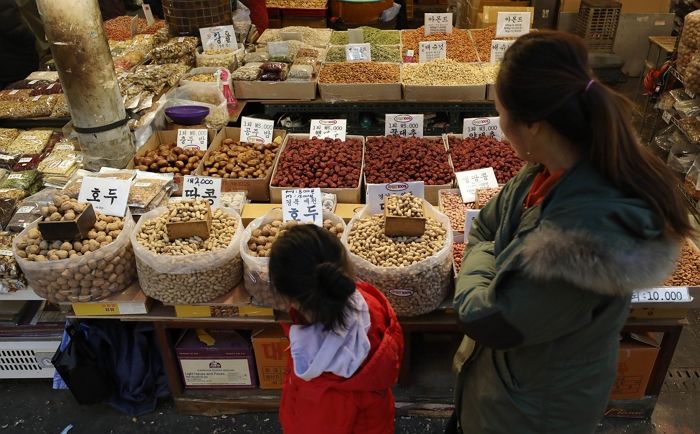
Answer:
440, 190, 474, 232
664, 242, 700, 287
475, 187, 502, 208
365, 136, 453, 185
453, 243, 465, 273
449, 136, 524, 184
166, 200, 209, 223
401, 27, 478, 63
271, 137, 362, 188
386, 194, 424, 218
319, 62, 400, 84
402, 60, 485, 86
39, 195, 87, 222
202, 137, 282, 179
133, 143, 204, 175
247, 219, 344, 258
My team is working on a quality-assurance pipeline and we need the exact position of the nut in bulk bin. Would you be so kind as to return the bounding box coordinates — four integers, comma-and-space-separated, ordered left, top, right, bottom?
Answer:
383, 194, 426, 237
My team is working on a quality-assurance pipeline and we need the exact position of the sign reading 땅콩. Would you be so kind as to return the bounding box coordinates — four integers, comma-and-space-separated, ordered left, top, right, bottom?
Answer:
455, 168, 499, 203
183, 175, 222, 208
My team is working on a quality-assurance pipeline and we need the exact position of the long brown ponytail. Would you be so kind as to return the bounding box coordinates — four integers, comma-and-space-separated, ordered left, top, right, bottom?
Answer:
497, 31, 694, 238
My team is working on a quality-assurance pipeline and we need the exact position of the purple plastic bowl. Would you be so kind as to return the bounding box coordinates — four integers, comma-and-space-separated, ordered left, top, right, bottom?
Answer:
165, 105, 210, 125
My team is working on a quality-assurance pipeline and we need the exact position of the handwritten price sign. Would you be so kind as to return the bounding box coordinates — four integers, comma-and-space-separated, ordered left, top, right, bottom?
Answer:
183, 175, 222, 208
282, 188, 323, 226
240, 116, 275, 144
385, 114, 424, 137
177, 129, 208, 151
419, 41, 446, 63
199, 25, 237, 51
310, 119, 347, 141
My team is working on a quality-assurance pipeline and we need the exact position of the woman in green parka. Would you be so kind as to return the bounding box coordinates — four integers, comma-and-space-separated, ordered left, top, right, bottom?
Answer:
450, 31, 695, 434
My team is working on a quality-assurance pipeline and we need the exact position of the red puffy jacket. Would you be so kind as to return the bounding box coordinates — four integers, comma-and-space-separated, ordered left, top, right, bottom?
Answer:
279, 282, 404, 434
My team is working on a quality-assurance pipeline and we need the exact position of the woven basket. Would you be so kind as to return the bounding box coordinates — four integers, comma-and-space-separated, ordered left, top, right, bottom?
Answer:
162, 0, 233, 36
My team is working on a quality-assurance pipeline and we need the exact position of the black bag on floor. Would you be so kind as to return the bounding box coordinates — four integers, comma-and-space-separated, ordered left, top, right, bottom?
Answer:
51, 323, 116, 405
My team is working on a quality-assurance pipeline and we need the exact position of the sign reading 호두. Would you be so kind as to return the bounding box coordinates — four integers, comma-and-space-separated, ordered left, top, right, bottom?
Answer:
282, 188, 323, 227
78, 177, 131, 217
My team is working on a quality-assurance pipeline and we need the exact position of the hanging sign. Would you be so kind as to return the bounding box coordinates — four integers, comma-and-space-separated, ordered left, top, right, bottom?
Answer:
462, 117, 503, 140
456, 168, 499, 203
419, 41, 447, 63
366, 182, 425, 214
240, 116, 275, 144
282, 188, 323, 226
424, 13, 453, 35
310, 119, 347, 141
385, 114, 424, 137
78, 177, 131, 217
183, 176, 222, 208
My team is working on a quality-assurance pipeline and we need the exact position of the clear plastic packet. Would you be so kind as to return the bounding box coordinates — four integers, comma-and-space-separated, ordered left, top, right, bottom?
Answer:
288, 64, 314, 80
195, 47, 238, 70
50, 94, 71, 118
0, 96, 58, 119
685, 157, 700, 202
3, 129, 52, 157
0, 171, 40, 191
29, 82, 63, 96
231, 65, 261, 81
151, 36, 198, 65
0, 129, 20, 150
259, 63, 288, 81
0, 198, 17, 230
0, 232, 26, 293
675, 99, 700, 118
244, 51, 270, 64
0, 188, 27, 202
0, 89, 32, 101
667, 139, 700, 175
676, 116, 700, 143
128, 177, 170, 208
219, 191, 247, 215
5, 201, 41, 233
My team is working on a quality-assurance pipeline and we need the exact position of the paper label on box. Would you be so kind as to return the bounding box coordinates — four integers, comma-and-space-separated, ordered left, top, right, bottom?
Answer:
463, 117, 503, 140
419, 41, 446, 63
346, 43, 371, 62
424, 13, 453, 35
142, 4, 155, 26
490, 40, 514, 63
366, 181, 425, 214
385, 114, 423, 137
464, 209, 480, 234
177, 129, 208, 151
199, 25, 237, 51
240, 116, 275, 144
268, 41, 289, 58
456, 168, 498, 203
183, 175, 222, 208
118, 302, 145, 315
631, 287, 692, 303
309, 119, 347, 141
496, 12, 531, 38
180, 359, 252, 386
348, 28, 364, 43
282, 188, 323, 226
78, 177, 131, 217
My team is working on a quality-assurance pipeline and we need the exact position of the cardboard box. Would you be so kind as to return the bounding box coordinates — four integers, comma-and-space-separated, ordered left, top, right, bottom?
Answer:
610, 333, 660, 401
560, 0, 670, 14
176, 329, 257, 389
482, 6, 535, 23
467, 0, 531, 28
197, 127, 287, 202
233, 80, 317, 101
269, 134, 365, 203
335, 203, 364, 222
252, 327, 290, 389
70, 283, 152, 316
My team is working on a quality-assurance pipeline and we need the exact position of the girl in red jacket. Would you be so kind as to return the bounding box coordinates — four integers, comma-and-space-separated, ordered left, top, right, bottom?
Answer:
269, 224, 404, 434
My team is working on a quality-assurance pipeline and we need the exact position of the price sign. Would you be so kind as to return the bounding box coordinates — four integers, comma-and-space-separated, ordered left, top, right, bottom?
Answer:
268, 41, 289, 58
240, 116, 275, 144
463, 117, 503, 140
142, 4, 155, 26
631, 287, 693, 303
455, 168, 499, 203
366, 181, 425, 214
177, 129, 209, 151
490, 40, 514, 63
282, 188, 323, 226
346, 43, 372, 62
662, 111, 672, 124
310, 119, 347, 141
78, 177, 131, 217
199, 25, 237, 51
183, 175, 222, 208
424, 13, 453, 35
464, 209, 481, 234
419, 41, 447, 63
348, 28, 364, 43
385, 114, 424, 137
496, 12, 532, 38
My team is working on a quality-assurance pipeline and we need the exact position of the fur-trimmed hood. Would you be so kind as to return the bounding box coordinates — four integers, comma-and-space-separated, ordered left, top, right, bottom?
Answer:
520, 224, 680, 296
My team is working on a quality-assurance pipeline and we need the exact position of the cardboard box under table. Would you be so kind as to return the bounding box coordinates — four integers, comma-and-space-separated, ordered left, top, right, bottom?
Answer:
269, 134, 365, 203
176, 329, 257, 389
196, 127, 287, 202
252, 327, 290, 389
610, 333, 660, 401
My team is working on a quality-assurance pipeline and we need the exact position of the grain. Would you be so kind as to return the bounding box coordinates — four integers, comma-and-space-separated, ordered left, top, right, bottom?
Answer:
319, 62, 400, 84
402, 59, 485, 86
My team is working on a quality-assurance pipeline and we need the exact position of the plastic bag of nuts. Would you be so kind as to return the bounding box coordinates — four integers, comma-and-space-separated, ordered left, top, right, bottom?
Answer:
130, 204, 244, 304
240, 209, 346, 310
13, 212, 136, 303
341, 200, 453, 317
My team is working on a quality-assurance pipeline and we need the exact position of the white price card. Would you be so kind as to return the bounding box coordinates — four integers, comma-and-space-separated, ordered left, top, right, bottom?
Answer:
455, 168, 499, 203
346, 43, 372, 62
348, 28, 364, 43
177, 129, 209, 151
310, 119, 347, 141
385, 114, 424, 137
463, 117, 503, 140
199, 25, 237, 51
142, 4, 155, 26
424, 13, 453, 35
78, 177, 131, 218
240, 116, 275, 144
419, 41, 447, 63
496, 12, 532, 38
365, 181, 425, 214
282, 188, 323, 226
183, 175, 222, 208
490, 40, 514, 63
631, 287, 693, 304
464, 209, 481, 234
268, 41, 290, 58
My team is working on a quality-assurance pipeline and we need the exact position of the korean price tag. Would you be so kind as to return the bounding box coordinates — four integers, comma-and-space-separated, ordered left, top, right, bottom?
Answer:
240, 116, 275, 144
631, 287, 693, 304
142, 4, 155, 26
464, 209, 481, 234
346, 43, 372, 62
490, 40, 514, 63
462, 117, 503, 140
199, 25, 237, 51
282, 188, 323, 226
176, 129, 209, 151
385, 114, 424, 137
183, 176, 222, 208
310, 119, 347, 141
419, 41, 446, 63
268, 41, 290, 58
366, 181, 425, 214
424, 13, 453, 35
496, 12, 532, 38
78, 177, 131, 217
455, 168, 499, 203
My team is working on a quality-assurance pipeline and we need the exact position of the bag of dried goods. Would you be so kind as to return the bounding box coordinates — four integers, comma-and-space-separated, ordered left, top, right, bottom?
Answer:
240, 209, 345, 310
13, 196, 136, 303
342, 199, 453, 316
131, 201, 244, 304
0, 232, 26, 293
